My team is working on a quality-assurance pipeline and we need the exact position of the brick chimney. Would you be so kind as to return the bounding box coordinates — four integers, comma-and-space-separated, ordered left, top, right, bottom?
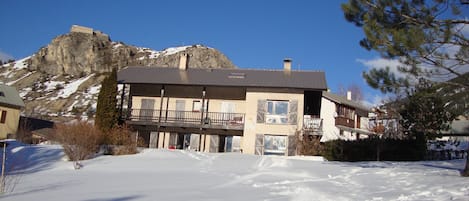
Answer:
283, 58, 292, 72
179, 53, 188, 70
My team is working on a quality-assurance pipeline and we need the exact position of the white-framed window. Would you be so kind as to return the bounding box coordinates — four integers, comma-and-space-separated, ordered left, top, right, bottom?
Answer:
265, 100, 289, 124
263, 135, 287, 155
192, 100, 208, 112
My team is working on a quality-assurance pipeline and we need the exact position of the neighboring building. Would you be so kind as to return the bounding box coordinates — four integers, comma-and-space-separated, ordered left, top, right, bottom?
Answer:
368, 106, 402, 139
117, 55, 371, 155
0, 84, 25, 139
17, 116, 55, 144
320, 91, 373, 142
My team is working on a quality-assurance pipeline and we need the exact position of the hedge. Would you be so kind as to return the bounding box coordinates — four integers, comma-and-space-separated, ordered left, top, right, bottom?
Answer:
322, 138, 426, 161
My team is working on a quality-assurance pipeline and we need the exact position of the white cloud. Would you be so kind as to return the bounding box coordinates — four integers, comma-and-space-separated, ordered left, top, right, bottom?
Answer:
0, 51, 14, 62
360, 91, 401, 108
356, 57, 407, 78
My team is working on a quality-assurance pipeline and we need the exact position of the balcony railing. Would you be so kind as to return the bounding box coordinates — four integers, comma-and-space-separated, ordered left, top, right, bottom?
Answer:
127, 109, 245, 129
303, 116, 323, 135
335, 116, 355, 128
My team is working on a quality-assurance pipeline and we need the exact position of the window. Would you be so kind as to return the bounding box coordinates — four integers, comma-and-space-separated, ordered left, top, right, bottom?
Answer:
0, 91, 4, 97
0, 111, 6, 124
140, 99, 155, 121
192, 100, 207, 112
336, 105, 355, 120
265, 100, 289, 124
263, 135, 287, 155
192, 101, 201, 112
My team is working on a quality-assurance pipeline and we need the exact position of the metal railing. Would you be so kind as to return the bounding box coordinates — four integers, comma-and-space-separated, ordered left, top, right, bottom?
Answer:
128, 109, 245, 127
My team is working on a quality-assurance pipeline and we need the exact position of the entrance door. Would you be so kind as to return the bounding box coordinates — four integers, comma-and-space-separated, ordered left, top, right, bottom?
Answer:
225, 136, 233, 152
218, 136, 226, 152
173, 133, 190, 150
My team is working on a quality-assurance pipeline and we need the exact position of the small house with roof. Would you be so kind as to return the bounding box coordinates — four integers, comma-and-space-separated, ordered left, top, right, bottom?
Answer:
0, 84, 25, 139
320, 91, 372, 142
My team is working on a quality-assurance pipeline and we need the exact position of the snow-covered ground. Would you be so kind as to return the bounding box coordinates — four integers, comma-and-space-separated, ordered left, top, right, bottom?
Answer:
1, 141, 468, 201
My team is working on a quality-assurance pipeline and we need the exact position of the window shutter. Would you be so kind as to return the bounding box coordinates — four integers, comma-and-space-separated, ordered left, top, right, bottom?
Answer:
0, 111, 6, 124
287, 135, 297, 156
256, 99, 266, 123
288, 100, 298, 125
255, 134, 264, 155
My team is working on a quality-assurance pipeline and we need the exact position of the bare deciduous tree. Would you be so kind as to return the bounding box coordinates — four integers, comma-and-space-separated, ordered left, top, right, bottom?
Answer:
55, 121, 103, 169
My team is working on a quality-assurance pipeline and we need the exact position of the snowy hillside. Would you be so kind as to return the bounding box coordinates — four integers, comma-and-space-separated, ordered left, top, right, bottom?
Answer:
1, 141, 468, 201
0, 41, 231, 119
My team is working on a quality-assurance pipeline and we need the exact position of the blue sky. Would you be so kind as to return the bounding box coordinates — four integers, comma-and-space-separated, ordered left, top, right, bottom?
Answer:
0, 0, 386, 104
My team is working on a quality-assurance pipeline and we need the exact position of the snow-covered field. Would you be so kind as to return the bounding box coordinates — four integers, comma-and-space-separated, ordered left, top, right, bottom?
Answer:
1, 141, 468, 201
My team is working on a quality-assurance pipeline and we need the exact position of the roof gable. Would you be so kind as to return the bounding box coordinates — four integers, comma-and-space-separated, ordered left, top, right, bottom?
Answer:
0, 84, 25, 109
323, 91, 370, 113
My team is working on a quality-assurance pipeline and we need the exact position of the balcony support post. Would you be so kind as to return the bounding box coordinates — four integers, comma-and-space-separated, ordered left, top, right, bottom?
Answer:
156, 86, 165, 148
199, 87, 206, 152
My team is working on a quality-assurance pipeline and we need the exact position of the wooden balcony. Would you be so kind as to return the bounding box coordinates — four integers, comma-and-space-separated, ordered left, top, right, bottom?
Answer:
335, 116, 355, 128
126, 109, 245, 130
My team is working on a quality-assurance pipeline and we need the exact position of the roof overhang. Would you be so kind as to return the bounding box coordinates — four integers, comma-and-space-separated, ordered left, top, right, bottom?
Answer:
117, 66, 328, 91
336, 125, 376, 136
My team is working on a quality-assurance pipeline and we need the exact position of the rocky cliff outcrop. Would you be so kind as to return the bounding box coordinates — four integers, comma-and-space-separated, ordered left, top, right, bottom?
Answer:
0, 25, 236, 119
28, 27, 235, 76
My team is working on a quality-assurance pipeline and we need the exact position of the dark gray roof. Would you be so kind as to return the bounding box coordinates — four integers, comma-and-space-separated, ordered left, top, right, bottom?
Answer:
118, 66, 327, 90
323, 91, 370, 113
0, 84, 25, 109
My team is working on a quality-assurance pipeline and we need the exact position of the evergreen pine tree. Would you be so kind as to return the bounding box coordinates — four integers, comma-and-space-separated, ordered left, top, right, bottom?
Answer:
342, 0, 469, 176
342, 0, 468, 92
95, 68, 119, 134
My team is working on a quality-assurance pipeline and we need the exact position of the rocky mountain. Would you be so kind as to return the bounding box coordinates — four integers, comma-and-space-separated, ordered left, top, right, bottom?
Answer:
0, 25, 236, 120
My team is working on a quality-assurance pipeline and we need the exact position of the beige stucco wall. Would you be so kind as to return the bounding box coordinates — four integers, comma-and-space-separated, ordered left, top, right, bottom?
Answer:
0, 106, 21, 139
242, 88, 304, 154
